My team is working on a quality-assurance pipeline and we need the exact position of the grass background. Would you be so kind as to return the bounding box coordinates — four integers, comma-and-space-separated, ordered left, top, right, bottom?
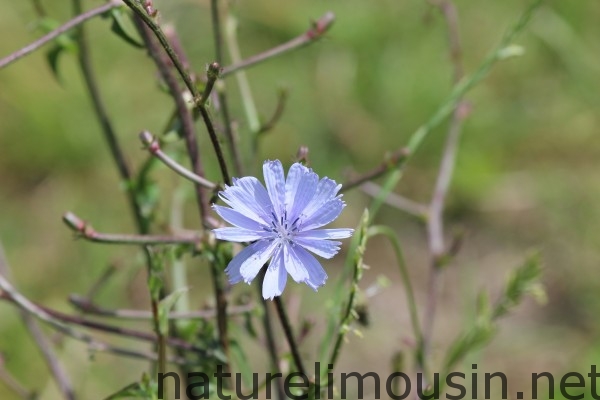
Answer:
1, 0, 599, 398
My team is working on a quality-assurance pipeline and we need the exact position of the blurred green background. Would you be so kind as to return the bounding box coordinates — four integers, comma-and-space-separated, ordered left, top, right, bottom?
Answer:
1, 0, 599, 398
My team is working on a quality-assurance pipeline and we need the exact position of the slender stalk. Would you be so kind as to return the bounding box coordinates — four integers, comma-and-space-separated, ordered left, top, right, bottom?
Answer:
340, 149, 409, 193
257, 89, 289, 135
131, 12, 232, 376
367, 226, 423, 354
225, 14, 260, 134
139, 131, 217, 190
273, 296, 306, 377
422, 0, 470, 374
0, 0, 121, 69
221, 12, 336, 77
341, 0, 543, 194
258, 270, 284, 400
69, 294, 254, 320
0, 355, 35, 399
211, 4, 243, 176
0, 275, 190, 364
62, 212, 200, 245
122, 0, 231, 185
360, 181, 429, 219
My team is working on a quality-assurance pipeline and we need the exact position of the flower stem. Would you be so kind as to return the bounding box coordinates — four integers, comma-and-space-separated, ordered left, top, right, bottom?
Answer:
274, 296, 306, 377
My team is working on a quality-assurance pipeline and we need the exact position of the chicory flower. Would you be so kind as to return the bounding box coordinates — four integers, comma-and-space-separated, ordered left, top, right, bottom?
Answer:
212, 160, 353, 300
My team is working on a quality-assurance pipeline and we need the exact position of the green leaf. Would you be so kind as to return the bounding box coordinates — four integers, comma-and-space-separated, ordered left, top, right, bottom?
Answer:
46, 45, 65, 82
39, 17, 77, 82
104, 373, 158, 399
108, 8, 144, 48
443, 321, 497, 372
493, 253, 544, 319
230, 340, 253, 387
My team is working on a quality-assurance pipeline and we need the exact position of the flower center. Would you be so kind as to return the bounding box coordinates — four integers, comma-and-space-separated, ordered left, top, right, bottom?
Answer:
266, 210, 301, 243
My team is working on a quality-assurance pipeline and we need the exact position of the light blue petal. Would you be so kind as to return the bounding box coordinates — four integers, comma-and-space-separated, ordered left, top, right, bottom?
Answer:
213, 205, 267, 231
239, 240, 279, 283
285, 163, 318, 221
300, 177, 341, 220
283, 243, 309, 283
295, 228, 354, 240
219, 177, 272, 225
213, 227, 271, 242
263, 160, 286, 220
233, 177, 274, 214
294, 238, 341, 259
262, 247, 287, 300
300, 199, 345, 231
225, 244, 258, 284
291, 245, 328, 290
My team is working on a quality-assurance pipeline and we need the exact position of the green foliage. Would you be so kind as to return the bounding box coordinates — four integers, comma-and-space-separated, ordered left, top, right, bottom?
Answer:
443, 254, 545, 375
103, 373, 158, 400
107, 8, 144, 49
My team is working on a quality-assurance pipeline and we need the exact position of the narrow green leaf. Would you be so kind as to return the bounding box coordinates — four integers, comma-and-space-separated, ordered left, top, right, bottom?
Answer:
230, 340, 253, 387
45, 45, 65, 82
103, 373, 157, 399
108, 8, 144, 48
493, 252, 544, 319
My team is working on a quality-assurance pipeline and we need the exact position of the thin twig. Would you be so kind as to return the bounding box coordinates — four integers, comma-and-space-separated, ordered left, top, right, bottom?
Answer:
68, 294, 254, 320
0, 274, 190, 365
0, 244, 75, 400
62, 212, 200, 246
221, 12, 336, 77
342, 0, 542, 195
0, 0, 121, 69
257, 89, 289, 135
422, 0, 470, 372
273, 297, 306, 377
210, 0, 243, 176
0, 355, 34, 399
139, 131, 217, 190
86, 264, 118, 300
225, 13, 260, 137
122, 0, 231, 186
360, 181, 428, 219
341, 149, 409, 193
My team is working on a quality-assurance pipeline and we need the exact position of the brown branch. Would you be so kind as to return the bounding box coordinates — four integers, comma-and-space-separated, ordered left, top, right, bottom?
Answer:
62, 212, 200, 246
422, 0, 471, 377
0, 272, 191, 366
69, 294, 254, 320
340, 148, 410, 193
221, 12, 335, 77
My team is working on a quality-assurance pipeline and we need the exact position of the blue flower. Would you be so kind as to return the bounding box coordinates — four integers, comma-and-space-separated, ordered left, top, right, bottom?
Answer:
212, 160, 353, 300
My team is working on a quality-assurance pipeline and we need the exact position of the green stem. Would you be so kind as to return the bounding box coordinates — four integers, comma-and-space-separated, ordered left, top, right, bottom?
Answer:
122, 0, 231, 186
367, 226, 424, 364
342, 0, 544, 192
